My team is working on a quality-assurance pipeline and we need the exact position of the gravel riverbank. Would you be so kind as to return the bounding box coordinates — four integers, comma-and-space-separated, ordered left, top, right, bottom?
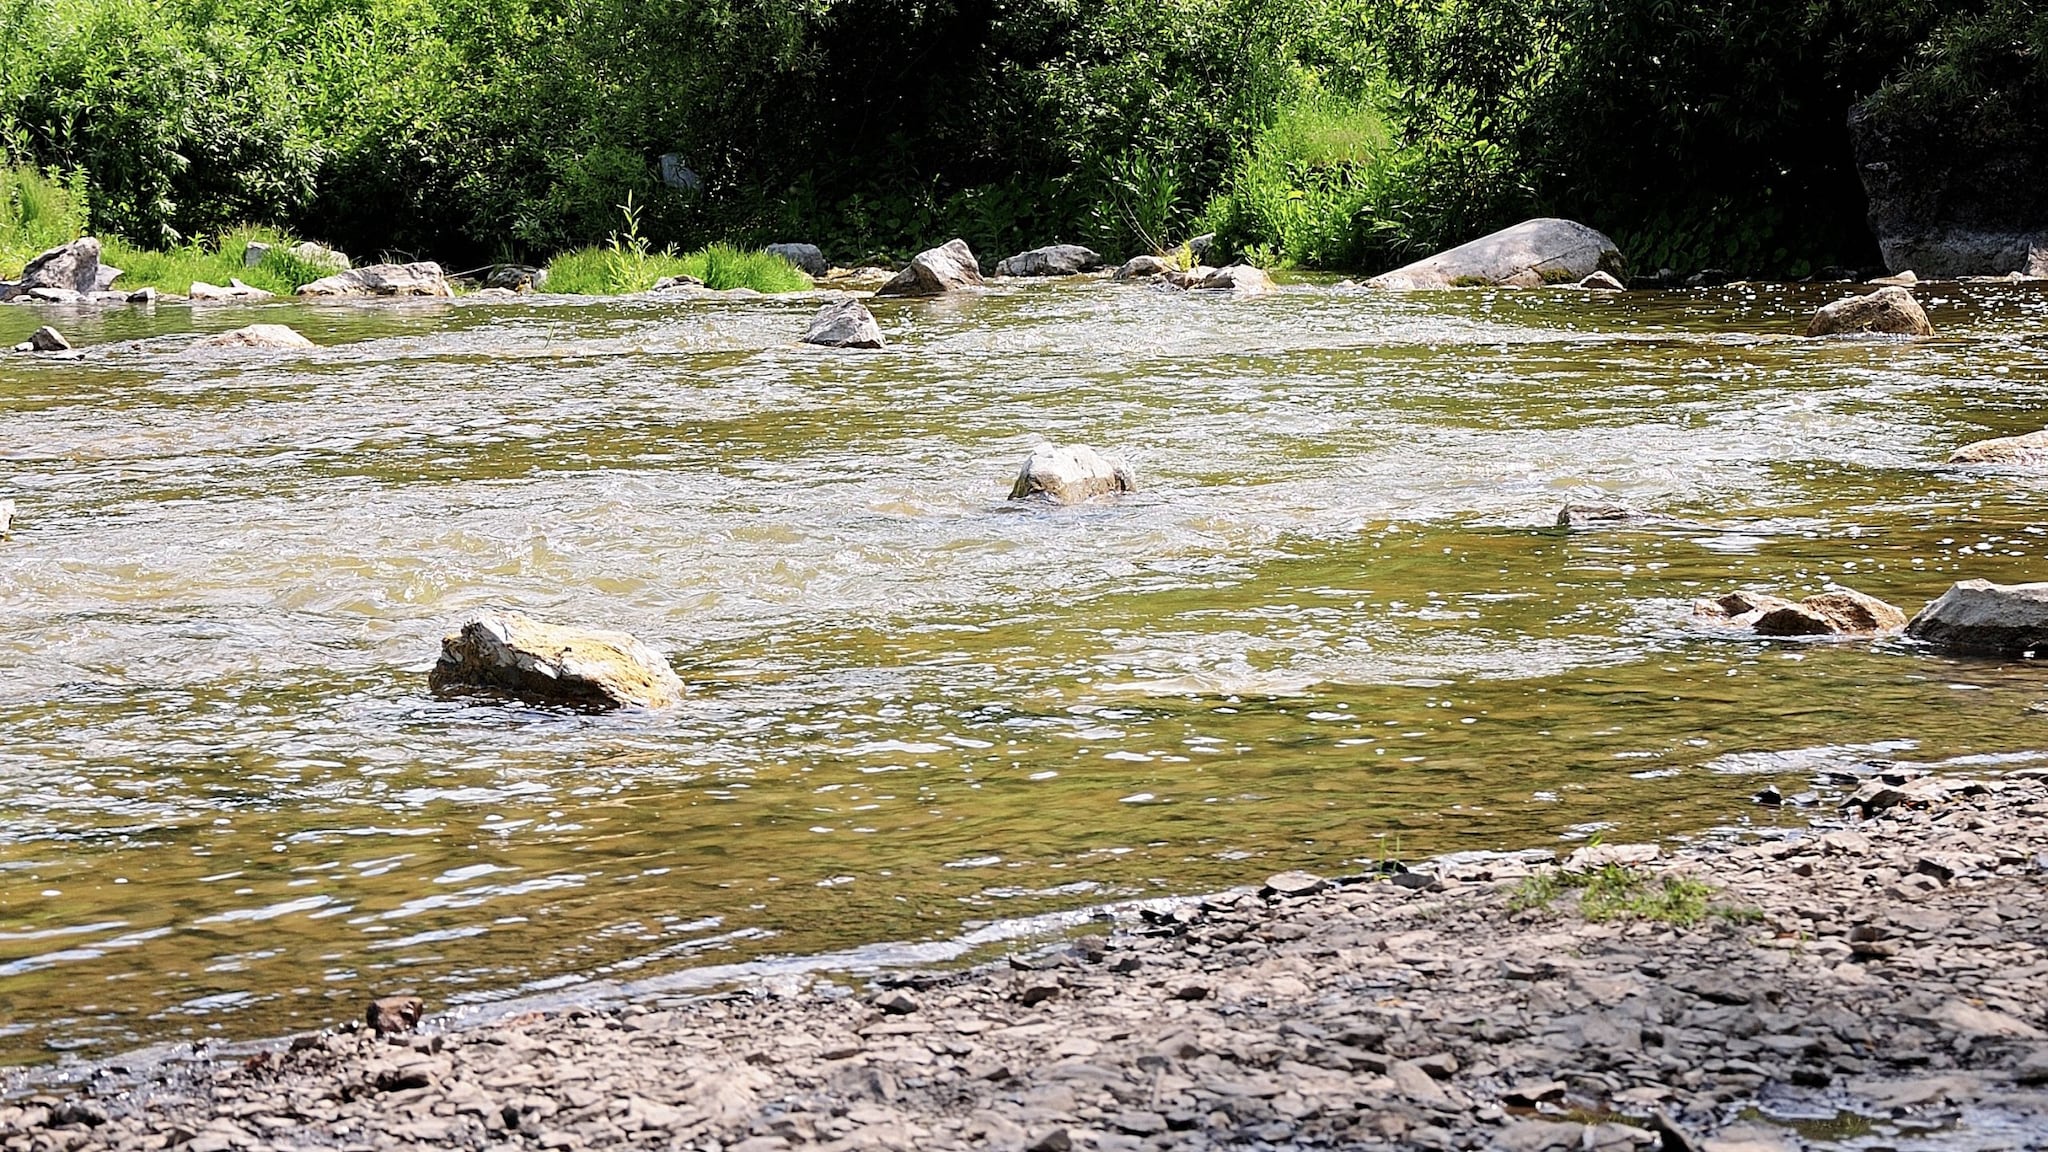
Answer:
7, 767, 2047, 1152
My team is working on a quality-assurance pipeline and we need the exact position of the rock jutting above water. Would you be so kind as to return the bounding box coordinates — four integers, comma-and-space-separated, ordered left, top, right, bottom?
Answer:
993, 245, 1103, 277
1949, 428, 2048, 467
428, 611, 684, 710
1906, 579, 2048, 657
1191, 264, 1274, 294
1805, 285, 1933, 337
298, 262, 453, 298
874, 239, 983, 297
1555, 502, 1637, 528
1008, 443, 1135, 505
801, 297, 885, 349
484, 264, 547, 292
764, 243, 828, 277
1366, 218, 1625, 290
1113, 255, 1172, 280
1577, 271, 1626, 290
1696, 588, 1907, 637
13, 325, 68, 353
194, 324, 317, 350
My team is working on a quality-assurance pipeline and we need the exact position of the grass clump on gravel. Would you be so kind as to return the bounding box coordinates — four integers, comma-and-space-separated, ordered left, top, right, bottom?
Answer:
1508, 863, 1723, 925
101, 227, 335, 295
544, 241, 810, 295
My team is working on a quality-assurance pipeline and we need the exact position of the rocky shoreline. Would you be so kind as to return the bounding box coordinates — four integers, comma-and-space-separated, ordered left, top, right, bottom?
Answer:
6, 766, 2045, 1152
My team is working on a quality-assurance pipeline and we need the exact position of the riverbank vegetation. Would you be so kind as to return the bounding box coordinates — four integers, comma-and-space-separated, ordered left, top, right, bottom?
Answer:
3, 0, 2043, 277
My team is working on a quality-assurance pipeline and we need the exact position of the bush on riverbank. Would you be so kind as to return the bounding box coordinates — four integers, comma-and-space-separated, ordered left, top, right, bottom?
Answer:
543, 243, 811, 295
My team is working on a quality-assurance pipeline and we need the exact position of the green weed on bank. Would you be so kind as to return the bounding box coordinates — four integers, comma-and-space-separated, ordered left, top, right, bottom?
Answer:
1508, 863, 1739, 925
544, 242, 811, 295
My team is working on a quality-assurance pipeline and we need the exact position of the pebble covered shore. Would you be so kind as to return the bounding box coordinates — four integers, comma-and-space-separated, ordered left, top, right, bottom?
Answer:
7, 767, 2047, 1152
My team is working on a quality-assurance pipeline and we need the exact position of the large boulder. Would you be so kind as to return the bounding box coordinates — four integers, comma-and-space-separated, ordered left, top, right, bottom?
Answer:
1008, 444, 1135, 506
801, 297, 884, 349
20, 238, 101, 295
428, 611, 684, 710
195, 324, 316, 350
764, 243, 828, 277
1366, 219, 1624, 290
1906, 580, 2048, 657
483, 265, 546, 292
1948, 428, 2048, 467
994, 245, 1103, 277
1805, 286, 1932, 337
1849, 94, 2048, 277
298, 262, 452, 298
875, 239, 982, 297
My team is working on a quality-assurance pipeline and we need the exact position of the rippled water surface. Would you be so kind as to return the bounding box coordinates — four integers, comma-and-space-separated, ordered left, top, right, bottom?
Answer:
3, 278, 2046, 1065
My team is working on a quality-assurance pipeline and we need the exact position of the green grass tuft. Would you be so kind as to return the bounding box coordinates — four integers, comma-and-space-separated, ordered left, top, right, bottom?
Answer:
101, 226, 332, 295
0, 165, 90, 276
1508, 863, 1727, 926
542, 242, 810, 295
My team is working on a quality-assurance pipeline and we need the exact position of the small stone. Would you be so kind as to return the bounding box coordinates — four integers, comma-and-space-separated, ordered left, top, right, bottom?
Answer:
428, 611, 683, 710
367, 995, 424, 1035
873, 990, 918, 1015
1016, 982, 1060, 1007
1503, 1079, 1567, 1106
801, 297, 885, 349
1172, 983, 1210, 1001
1109, 1111, 1166, 1136
24, 325, 67, 352
1578, 271, 1626, 290
1805, 285, 1932, 337
1262, 870, 1327, 898
1026, 1128, 1072, 1152
1008, 443, 1135, 505
194, 324, 316, 350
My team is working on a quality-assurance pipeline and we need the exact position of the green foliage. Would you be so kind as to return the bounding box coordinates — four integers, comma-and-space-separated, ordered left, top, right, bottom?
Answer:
0, 164, 89, 274
1508, 864, 1730, 926
100, 226, 333, 295
543, 224, 811, 296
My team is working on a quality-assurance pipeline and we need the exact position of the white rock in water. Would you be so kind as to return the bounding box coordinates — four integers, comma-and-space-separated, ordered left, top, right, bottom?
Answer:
297, 262, 451, 298
23, 325, 68, 352
875, 239, 982, 297
1367, 218, 1625, 290
801, 297, 884, 348
1806, 285, 1932, 337
1008, 443, 1135, 505
189, 279, 275, 301
429, 611, 684, 710
1906, 580, 2048, 657
195, 324, 316, 350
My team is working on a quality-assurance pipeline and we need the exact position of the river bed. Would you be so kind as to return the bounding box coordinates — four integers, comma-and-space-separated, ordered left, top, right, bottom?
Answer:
1, 278, 2044, 1066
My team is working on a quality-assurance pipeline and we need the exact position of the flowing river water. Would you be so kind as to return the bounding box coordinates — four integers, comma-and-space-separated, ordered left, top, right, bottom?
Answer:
1, 278, 2045, 1069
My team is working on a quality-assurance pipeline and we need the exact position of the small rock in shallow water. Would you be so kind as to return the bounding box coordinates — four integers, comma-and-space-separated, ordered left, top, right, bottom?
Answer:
1578, 271, 1626, 290
875, 239, 982, 297
1557, 502, 1636, 527
1114, 255, 1172, 280
194, 324, 316, 350
1805, 285, 1932, 337
994, 245, 1102, 277
1008, 443, 1134, 505
21, 325, 67, 352
1949, 428, 2048, 467
1262, 870, 1327, 898
801, 297, 885, 349
367, 995, 424, 1035
428, 611, 684, 710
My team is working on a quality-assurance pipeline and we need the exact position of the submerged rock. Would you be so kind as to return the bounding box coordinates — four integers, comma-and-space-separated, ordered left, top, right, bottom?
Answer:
801, 297, 885, 349
765, 243, 828, 277
195, 324, 316, 350
1697, 588, 1906, 637
1114, 255, 1172, 280
994, 245, 1103, 278
1367, 218, 1625, 290
19, 237, 102, 295
875, 239, 982, 297
1805, 286, 1932, 337
189, 279, 274, 301
1555, 502, 1636, 528
1949, 428, 2048, 467
1008, 444, 1135, 506
15, 325, 68, 352
1906, 580, 2048, 657
298, 262, 452, 298
428, 611, 684, 710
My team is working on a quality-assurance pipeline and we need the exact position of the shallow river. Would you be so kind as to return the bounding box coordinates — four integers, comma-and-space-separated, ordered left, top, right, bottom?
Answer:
1, 278, 2045, 1068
